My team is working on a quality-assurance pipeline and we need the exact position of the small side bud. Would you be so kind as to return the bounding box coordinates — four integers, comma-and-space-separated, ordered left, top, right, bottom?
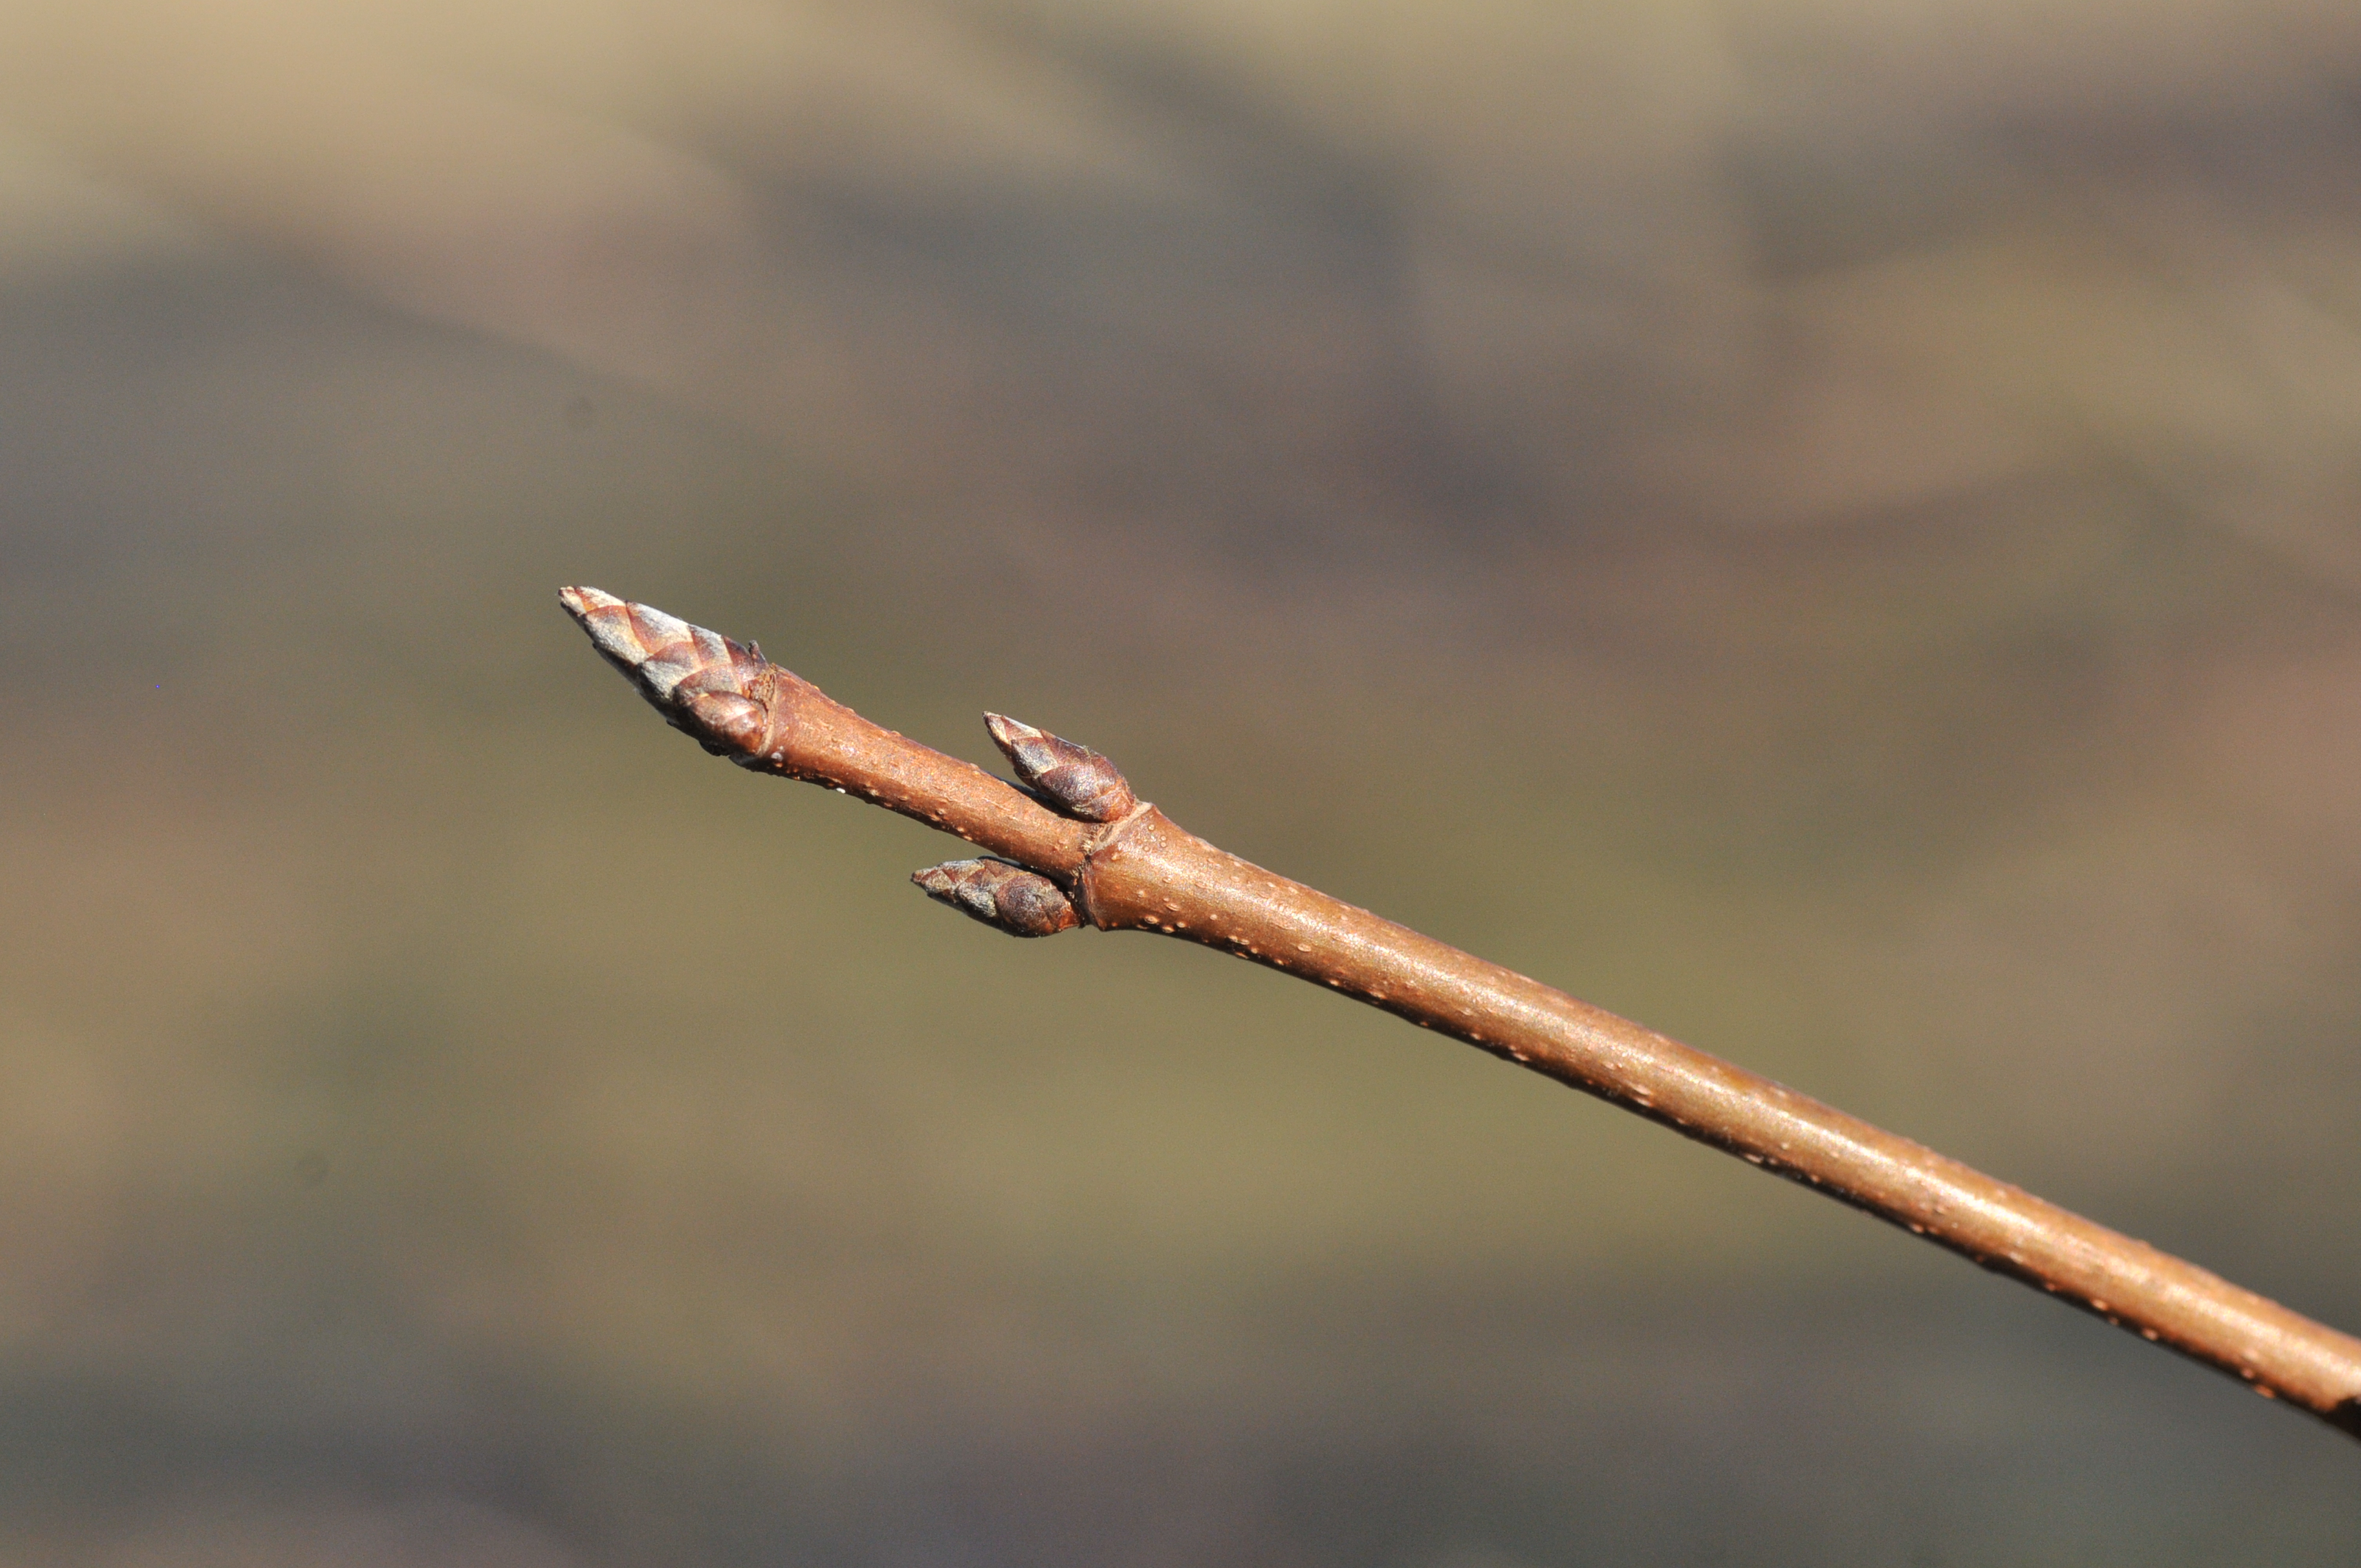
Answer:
983, 714, 1137, 822
680, 689, 769, 756
912, 859, 1079, 938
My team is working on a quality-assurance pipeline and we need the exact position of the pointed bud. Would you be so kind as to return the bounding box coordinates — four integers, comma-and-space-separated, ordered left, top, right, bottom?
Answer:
982, 714, 1137, 822
911, 859, 1079, 937
559, 587, 774, 757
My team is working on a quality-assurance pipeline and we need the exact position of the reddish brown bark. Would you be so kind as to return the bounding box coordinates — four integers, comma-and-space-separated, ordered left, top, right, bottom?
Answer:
560, 586, 2361, 1441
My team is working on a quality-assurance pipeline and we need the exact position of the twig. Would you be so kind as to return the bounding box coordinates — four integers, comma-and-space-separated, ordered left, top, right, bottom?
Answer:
558, 586, 2361, 1441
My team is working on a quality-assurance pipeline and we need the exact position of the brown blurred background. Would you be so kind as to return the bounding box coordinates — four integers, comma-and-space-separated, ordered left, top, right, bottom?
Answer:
3, 0, 2360, 1561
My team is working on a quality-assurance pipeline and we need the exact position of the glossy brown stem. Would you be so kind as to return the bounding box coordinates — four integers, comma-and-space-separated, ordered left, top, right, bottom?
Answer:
559, 587, 2361, 1441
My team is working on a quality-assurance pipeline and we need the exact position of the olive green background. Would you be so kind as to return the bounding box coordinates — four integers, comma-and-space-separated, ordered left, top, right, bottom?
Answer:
2, 1, 2358, 1562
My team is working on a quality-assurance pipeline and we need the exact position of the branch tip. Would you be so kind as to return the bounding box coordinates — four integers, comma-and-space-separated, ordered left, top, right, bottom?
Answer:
557, 587, 772, 755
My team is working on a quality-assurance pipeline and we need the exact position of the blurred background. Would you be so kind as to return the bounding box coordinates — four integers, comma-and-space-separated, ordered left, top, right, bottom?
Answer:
2, 0, 2359, 1561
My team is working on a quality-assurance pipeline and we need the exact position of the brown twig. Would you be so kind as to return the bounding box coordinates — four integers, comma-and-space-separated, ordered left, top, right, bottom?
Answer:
559, 585, 2361, 1441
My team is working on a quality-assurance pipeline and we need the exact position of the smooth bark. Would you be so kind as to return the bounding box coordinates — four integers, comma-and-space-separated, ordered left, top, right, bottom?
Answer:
561, 585, 2361, 1441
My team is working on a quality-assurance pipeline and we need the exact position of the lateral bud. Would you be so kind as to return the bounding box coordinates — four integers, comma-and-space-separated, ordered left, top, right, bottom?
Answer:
911, 858, 1079, 938
983, 714, 1137, 822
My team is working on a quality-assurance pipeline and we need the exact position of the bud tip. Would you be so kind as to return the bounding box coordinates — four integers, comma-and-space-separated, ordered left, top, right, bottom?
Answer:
558, 587, 774, 754
982, 713, 1136, 823
911, 857, 1079, 937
